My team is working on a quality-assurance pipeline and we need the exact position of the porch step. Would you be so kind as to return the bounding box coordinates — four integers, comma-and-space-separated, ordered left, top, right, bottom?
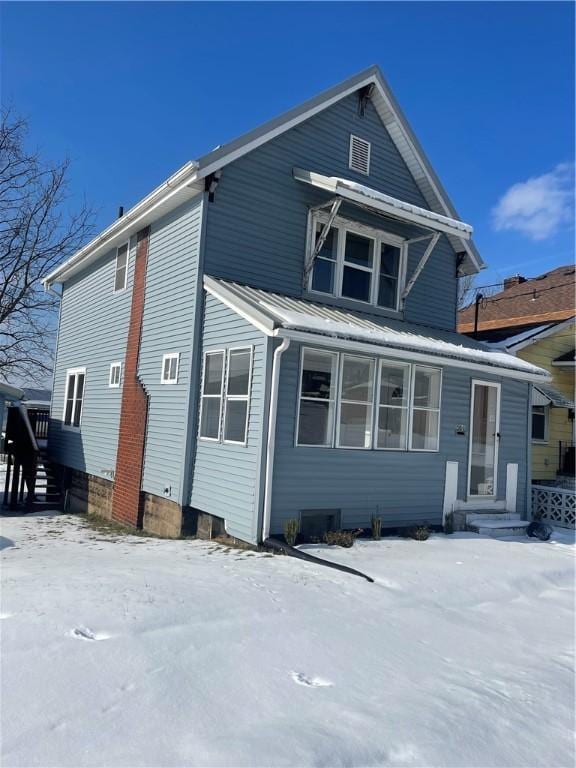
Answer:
465, 511, 520, 524
467, 518, 530, 538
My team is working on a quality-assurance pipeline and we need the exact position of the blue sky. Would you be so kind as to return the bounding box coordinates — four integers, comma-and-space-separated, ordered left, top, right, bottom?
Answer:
2, 2, 574, 287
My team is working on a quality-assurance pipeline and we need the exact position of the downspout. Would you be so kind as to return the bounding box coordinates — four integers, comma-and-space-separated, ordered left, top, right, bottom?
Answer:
261, 336, 290, 542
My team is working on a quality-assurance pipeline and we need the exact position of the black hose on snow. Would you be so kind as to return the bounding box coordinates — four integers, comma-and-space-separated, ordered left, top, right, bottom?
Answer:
264, 537, 374, 583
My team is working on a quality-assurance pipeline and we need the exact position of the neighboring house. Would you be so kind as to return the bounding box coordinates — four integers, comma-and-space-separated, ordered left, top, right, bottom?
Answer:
459, 266, 575, 485
0, 382, 25, 448
43, 66, 548, 544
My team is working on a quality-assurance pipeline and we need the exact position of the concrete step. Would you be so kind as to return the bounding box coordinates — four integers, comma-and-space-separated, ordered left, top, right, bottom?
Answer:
466, 512, 522, 525
467, 519, 530, 538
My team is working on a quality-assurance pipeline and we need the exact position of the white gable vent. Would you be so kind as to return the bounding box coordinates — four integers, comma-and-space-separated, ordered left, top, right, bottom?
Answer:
349, 134, 371, 175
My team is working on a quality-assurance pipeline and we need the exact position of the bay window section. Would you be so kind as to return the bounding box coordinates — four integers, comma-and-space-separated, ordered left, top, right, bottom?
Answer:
297, 349, 337, 446
310, 223, 338, 295
410, 366, 441, 451
337, 355, 374, 448
341, 232, 374, 303
377, 362, 410, 449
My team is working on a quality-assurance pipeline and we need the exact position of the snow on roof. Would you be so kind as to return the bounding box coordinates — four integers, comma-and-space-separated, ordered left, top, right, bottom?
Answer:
204, 276, 549, 381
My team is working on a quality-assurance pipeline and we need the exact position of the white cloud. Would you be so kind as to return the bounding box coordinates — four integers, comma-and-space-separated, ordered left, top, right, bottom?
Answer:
492, 163, 574, 240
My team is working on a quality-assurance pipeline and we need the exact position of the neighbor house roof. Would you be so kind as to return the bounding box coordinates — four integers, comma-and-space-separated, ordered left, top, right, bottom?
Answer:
552, 349, 575, 367
488, 316, 576, 353
458, 265, 576, 334
0, 382, 25, 401
204, 275, 549, 382
45, 65, 482, 287
533, 383, 574, 409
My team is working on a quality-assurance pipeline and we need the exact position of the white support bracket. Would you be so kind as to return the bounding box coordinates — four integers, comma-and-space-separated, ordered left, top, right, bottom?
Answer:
303, 197, 342, 285
400, 231, 440, 309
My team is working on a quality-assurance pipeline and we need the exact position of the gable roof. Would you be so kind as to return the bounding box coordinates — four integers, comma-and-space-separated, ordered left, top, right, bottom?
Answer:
489, 316, 576, 353
458, 265, 576, 334
204, 275, 548, 383
45, 65, 482, 287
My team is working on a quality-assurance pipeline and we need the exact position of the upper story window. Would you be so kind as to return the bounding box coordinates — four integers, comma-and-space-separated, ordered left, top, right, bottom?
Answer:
109, 362, 122, 388
349, 135, 371, 175
161, 353, 180, 384
63, 367, 86, 429
307, 214, 405, 311
114, 243, 129, 293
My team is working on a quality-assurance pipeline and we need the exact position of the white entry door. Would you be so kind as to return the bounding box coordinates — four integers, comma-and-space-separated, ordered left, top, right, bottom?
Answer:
468, 380, 501, 498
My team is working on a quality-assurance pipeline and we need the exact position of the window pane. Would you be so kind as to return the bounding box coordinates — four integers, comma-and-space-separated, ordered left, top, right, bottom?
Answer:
73, 399, 83, 427
76, 374, 85, 401
378, 275, 397, 308
301, 350, 335, 400
314, 224, 338, 260
200, 398, 221, 439
227, 350, 250, 395
377, 407, 407, 449
203, 353, 224, 395
412, 410, 439, 450
341, 356, 374, 402
224, 400, 248, 443
339, 403, 372, 448
380, 244, 400, 277
64, 397, 74, 425
311, 258, 334, 294
342, 265, 371, 302
413, 368, 441, 409
532, 407, 546, 441
169, 357, 178, 381
344, 232, 373, 268
114, 266, 127, 291
379, 364, 409, 407
298, 400, 333, 446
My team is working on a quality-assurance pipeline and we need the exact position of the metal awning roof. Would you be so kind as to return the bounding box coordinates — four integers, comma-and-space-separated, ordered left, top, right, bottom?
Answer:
293, 168, 473, 241
533, 383, 574, 408
204, 276, 549, 383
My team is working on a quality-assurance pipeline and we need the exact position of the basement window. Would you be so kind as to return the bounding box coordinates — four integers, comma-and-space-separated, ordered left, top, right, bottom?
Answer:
349, 135, 371, 175
63, 367, 86, 429
161, 353, 180, 385
109, 362, 122, 388
114, 243, 129, 293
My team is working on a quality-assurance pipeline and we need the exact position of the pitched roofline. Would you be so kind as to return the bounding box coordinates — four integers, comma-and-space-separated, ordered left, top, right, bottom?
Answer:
46, 65, 483, 286
459, 309, 575, 334
502, 316, 576, 352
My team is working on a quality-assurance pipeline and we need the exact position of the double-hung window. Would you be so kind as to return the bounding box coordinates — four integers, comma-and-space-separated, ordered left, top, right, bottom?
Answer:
109, 362, 122, 388
531, 405, 548, 442
308, 215, 404, 311
114, 243, 129, 292
410, 366, 441, 451
297, 349, 337, 446
63, 368, 86, 429
161, 353, 180, 384
223, 348, 252, 444
337, 355, 374, 448
377, 362, 410, 449
199, 351, 225, 440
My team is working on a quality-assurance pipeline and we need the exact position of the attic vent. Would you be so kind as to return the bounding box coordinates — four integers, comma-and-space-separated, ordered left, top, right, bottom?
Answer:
349, 135, 371, 175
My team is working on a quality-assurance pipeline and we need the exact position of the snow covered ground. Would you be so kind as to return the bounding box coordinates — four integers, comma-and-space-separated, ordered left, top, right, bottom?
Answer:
1, 512, 574, 768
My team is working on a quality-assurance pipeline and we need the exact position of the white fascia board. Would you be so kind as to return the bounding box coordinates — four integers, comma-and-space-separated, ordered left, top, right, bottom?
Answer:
274, 328, 551, 384
505, 316, 576, 352
293, 168, 472, 241
203, 275, 276, 335
0, 382, 25, 400
44, 161, 202, 286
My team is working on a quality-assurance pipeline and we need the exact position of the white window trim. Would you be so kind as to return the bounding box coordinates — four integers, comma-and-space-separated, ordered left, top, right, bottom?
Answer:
199, 349, 225, 442
335, 354, 375, 450
408, 365, 443, 453
349, 134, 371, 175
467, 379, 501, 499
295, 347, 339, 448
222, 346, 254, 446
108, 362, 122, 388
113, 241, 130, 294
374, 359, 411, 451
160, 352, 180, 385
531, 404, 549, 444
62, 366, 86, 432
306, 212, 407, 312
295, 348, 443, 453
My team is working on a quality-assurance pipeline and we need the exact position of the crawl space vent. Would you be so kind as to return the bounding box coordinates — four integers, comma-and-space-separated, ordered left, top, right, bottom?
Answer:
349, 135, 371, 175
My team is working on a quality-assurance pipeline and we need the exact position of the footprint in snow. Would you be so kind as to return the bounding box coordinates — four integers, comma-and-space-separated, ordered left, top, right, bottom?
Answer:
290, 671, 333, 688
70, 627, 111, 641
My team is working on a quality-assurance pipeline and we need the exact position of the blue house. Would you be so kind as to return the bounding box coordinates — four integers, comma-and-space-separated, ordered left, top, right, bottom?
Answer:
44, 66, 548, 543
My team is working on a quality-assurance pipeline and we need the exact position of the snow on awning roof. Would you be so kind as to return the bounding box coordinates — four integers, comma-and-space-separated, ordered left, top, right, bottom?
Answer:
533, 384, 574, 409
293, 168, 473, 241
204, 276, 549, 383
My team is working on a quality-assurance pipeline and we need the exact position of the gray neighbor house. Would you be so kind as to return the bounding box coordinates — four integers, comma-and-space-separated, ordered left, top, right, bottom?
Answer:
44, 66, 548, 545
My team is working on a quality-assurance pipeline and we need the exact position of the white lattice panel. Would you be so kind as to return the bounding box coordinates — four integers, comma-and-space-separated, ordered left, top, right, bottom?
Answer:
532, 486, 576, 529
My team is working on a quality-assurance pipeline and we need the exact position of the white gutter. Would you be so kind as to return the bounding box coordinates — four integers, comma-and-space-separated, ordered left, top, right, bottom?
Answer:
261, 336, 291, 542
43, 160, 200, 286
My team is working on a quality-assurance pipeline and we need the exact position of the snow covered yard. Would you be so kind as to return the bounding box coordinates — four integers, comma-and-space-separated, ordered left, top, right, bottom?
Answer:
1, 513, 574, 768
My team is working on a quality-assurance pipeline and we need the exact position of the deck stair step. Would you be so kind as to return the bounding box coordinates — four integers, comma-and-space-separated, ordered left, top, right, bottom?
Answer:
466, 512, 530, 538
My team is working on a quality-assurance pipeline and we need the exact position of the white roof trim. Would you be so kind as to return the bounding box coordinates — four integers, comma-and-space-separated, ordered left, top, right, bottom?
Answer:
534, 383, 574, 409
293, 168, 473, 240
0, 382, 25, 400
500, 316, 576, 352
203, 276, 549, 383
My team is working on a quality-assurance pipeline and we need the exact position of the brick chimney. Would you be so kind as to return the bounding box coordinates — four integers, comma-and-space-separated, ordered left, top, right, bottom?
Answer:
503, 274, 526, 291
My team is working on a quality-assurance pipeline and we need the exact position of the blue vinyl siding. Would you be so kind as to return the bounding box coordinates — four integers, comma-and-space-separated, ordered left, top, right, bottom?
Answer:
190, 294, 268, 544
204, 93, 458, 331
269, 341, 530, 534
139, 197, 204, 503
49, 242, 135, 476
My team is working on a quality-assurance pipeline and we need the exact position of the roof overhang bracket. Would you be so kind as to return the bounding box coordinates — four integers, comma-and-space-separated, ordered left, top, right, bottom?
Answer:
400, 231, 441, 310
303, 197, 342, 286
